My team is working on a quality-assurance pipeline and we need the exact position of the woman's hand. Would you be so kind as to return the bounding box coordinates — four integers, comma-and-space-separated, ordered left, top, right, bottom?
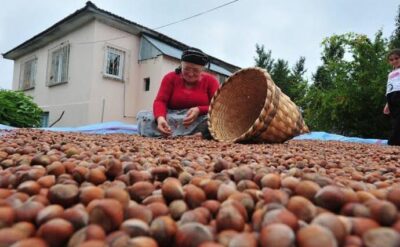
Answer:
183, 107, 200, 127
384, 103, 390, 115
157, 116, 172, 136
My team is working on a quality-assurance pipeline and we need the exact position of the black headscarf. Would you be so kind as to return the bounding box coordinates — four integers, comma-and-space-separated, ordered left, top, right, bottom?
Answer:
175, 47, 209, 74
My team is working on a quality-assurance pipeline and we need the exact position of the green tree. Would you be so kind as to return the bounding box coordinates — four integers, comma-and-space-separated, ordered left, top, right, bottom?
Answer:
289, 57, 308, 106
390, 5, 400, 49
303, 32, 391, 138
254, 44, 274, 72
272, 59, 291, 94
0, 90, 43, 127
254, 44, 308, 105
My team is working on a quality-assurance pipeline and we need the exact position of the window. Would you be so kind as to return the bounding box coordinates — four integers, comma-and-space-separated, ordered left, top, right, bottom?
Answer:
41, 112, 49, 127
104, 46, 125, 80
19, 57, 37, 90
48, 43, 70, 86
144, 77, 150, 91
218, 74, 228, 85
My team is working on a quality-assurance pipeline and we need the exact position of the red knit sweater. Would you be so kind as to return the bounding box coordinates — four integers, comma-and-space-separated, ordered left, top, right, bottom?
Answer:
153, 71, 220, 119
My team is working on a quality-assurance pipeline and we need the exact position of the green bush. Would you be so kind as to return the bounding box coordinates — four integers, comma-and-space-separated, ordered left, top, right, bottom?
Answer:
0, 89, 43, 127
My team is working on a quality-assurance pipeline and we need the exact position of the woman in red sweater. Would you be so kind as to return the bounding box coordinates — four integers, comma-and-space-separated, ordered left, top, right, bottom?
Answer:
137, 47, 220, 137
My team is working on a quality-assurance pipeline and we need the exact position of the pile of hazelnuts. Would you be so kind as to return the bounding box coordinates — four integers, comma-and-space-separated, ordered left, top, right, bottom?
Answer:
0, 129, 400, 247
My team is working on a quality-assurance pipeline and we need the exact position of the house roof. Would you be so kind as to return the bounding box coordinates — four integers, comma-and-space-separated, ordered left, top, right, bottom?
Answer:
143, 35, 233, 76
2, 1, 240, 74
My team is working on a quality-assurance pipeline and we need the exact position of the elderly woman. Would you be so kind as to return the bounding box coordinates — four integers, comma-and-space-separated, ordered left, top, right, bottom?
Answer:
137, 47, 220, 138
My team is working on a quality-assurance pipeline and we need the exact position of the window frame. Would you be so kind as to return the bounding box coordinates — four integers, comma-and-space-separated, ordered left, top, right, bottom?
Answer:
41, 112, 50, 127
103, 45, 126, 81
144, 77, 150, 91
47, 42, 70, 87
19, 56, 37, 90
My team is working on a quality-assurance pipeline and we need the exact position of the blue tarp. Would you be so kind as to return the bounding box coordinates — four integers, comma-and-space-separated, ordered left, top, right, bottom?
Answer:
293, 131, 387, 145
0, 122, 137, 135
0, 122, 388, 145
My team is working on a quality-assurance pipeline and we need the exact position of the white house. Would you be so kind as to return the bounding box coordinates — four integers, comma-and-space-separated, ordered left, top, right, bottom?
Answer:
2, 1, 239, 127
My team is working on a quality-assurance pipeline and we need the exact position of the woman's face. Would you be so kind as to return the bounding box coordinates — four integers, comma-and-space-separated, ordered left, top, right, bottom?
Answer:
389, 53, 400, 69
181, 61, 204, 83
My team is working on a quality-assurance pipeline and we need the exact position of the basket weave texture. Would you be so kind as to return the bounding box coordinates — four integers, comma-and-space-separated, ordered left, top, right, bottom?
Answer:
208, 67, 309, 143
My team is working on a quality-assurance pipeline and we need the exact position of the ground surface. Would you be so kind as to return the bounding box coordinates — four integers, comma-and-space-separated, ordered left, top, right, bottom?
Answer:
0, 129, 400, 246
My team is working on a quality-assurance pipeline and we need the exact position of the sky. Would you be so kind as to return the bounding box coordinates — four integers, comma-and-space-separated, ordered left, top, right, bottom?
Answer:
0, 0, 399, 89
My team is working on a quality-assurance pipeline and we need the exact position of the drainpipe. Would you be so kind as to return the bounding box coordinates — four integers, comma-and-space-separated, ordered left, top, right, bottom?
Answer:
101, 98, 105, 123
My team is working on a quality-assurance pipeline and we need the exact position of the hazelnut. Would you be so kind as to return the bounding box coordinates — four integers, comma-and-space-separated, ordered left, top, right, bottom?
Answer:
217, 230, 238, 246
311, 213, 347, 245
105, 187, 130, 209
12, 221, 36, 238
46, 161, 66, 176
261, 208, 299, 231
127, 236, 158, 247
85, 168, 107, 185
260, 173, 281, 189
9, 238, 48, 247
351, 217, 380, 236
229, 232, 258, 247
366, 200, 398, 226
124, 204, 153, 224
105, 230, 130, 247
79, 186, 105, 206
15, 201, 45, 222
67, 224, 106, 247
295, 180, 321, 201
36, 218, 74, 247
0, 206, 15, 227
76, 240, 107, 247
175, 223, 213, 247
17, 181, 41, 196
286, 196, 316, 223
36, 204, 64, 226
363, 227, 400, 247
146, 202, 169, 219
48, 184, 79, 208
202, 180, 222, 200
150, 216, 177, 247
120, 219, 150, 237
297, 224, 338, 247
259, 223, 295, 247
169, 200, 189, 220
184, 184, 206, 209
314, 185, 345, 212
162, 178, 184, 203
62, 204, 89, 230
88, 199, 124, 233
127, 181, 155, 203
216, 205, 245, 232
0, 228, 27, 247
37, 175, 56, 188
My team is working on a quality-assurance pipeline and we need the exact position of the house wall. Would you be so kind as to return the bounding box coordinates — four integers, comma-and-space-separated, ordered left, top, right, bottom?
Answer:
12, 21, 97, 127
86, 21, 140, 125
136, 56, 180, 114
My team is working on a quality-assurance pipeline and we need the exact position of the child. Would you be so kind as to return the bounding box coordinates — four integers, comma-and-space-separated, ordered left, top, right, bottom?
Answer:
384, 48, 400, 145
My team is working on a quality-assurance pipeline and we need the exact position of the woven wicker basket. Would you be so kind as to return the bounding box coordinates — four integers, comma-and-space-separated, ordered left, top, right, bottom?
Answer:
208, 67, 309, 143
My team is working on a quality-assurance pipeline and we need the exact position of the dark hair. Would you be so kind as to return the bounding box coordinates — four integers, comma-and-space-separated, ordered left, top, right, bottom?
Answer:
388, 48, 400, 58
181, 47, 209, 66
175, 66, 182, 74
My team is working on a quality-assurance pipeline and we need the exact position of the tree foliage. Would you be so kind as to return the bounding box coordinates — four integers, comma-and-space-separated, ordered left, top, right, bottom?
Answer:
253, 5, 399, 139
390, 5, 400, 49
254, 44, 308, 106
0, 90, 43, 127
302, 32, 391, 138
